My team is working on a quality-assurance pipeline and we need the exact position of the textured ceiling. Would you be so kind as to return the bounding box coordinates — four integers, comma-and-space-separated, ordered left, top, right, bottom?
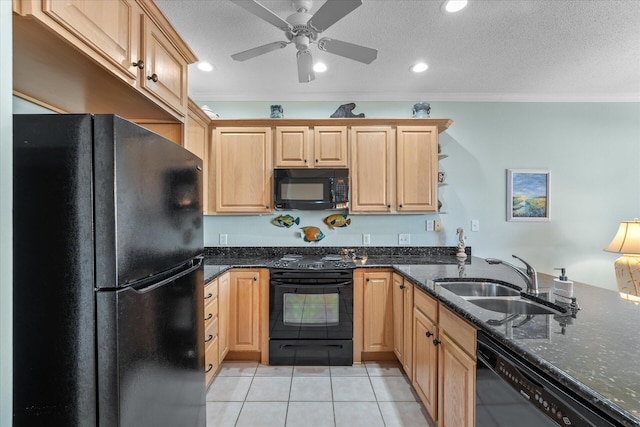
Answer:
155, 0, 640, 102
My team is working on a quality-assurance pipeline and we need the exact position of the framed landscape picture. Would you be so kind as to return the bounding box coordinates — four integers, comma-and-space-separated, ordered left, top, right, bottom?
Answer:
507, 169, 550, 222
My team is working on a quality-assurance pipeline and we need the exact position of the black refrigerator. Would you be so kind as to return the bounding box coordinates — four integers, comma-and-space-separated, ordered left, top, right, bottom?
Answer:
13, 114, 206, 426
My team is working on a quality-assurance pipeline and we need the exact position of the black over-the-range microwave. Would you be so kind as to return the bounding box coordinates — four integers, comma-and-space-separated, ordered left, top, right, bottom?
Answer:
274, 168, 349, 210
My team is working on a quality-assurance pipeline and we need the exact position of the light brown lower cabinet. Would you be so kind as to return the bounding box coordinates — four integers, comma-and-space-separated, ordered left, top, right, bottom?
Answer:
393, 273, 414, 380
413, 288, 477, 427
353, 269, 395, 361
228, 269, 269, 364
218, 272, 230, 362
204, 277, 219, 387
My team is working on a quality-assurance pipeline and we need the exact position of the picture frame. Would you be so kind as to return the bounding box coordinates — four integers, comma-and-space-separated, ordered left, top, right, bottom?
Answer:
507, 169, 550, 222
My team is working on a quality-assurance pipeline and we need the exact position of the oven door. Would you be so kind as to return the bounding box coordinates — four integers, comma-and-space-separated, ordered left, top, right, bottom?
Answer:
269, 270, 353, 365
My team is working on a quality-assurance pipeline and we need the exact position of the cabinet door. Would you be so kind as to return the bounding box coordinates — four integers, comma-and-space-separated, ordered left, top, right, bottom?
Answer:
186, 104, 210, 213
42, 0, 140, 82
396, 126, 438, 212
402, 281, 414, 380
363, 271, 394, 352
313, 126, 348, 167
214, 127, 272, 213
413, 307, 438, 420
274, 126, 310, 167
218, 272, 230, 361
229, 270, 261, 352
350, 126, 395, 213
141, 15, 188, 117
392, 273, 405, 362
438, 331, 476, 427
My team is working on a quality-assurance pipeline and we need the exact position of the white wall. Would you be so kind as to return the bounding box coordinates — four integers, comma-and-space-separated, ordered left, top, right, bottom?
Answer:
202, 101, 640, 291
0, 1, 12, 425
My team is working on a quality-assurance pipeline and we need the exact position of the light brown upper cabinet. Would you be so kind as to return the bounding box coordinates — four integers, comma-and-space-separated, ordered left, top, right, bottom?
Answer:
396, 126, 439, 212
274, 126, 347, 168
213, 127, 273, 214
185, 100, 211, 213
13, 0, 197, 122
350, 125, 439, 213
350, 126, 395, 213
139, 13, 189, 118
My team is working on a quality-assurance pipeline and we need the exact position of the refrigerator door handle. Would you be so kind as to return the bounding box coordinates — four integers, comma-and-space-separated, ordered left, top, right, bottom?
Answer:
131, 256, 203, 294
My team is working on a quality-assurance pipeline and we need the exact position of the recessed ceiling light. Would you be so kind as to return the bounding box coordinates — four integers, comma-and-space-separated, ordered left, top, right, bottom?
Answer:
442, 0, 468, 13
410, 62, 429, 73
197, 62, 215, 72
313, 62, 327, 72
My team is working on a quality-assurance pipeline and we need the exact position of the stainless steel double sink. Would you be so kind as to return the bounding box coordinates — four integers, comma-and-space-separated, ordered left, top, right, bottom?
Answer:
434, 279, 566, 315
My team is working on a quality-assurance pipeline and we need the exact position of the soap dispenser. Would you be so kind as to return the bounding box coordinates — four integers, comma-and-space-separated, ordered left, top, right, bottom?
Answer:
553, 267, 574, 303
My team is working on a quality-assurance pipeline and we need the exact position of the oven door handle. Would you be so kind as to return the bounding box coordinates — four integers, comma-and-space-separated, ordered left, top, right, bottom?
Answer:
280, 344, 345, 350
271, 280, 352, 288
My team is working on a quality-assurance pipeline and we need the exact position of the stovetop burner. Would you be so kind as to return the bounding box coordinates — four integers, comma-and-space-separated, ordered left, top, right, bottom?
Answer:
269, 254, 355, 270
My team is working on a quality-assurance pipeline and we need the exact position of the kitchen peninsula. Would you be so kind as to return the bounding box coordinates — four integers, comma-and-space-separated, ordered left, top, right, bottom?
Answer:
204, 247, 640, 427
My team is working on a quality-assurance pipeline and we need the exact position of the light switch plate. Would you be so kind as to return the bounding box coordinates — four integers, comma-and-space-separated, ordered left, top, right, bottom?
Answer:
219, 234, 228, 245
471, 219, 480, 232
399, 233, 410, 245
434, 220, 442, 232
426, 220, 434, 231
363, 234, 371, 245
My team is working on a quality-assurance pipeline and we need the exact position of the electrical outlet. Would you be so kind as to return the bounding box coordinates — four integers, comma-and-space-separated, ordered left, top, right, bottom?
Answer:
434, 220, 442, 232
471, 219, 480, 232
363, 234, 371, 245
426, 220, 434, 231
399, 233, 410, 245
219, 234, 228, 245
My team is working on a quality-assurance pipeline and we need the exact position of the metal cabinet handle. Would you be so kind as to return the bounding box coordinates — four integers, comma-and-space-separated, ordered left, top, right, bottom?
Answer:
147, 73, 159, 82
205, 363, 213, 373
204, 313, 213, 321
366, 277, 370, 282
400, 284, 406, 289
426, 331, 433, 338
205, 334, 214, 343
304, 159, 307, 163
315, 159, 318, 163
132, 60, 145, 69
387, 204, 391, 208
433, 339, 441, 346
253, 276, 257, 281
399, 204, 403, 208
204, 292, 213, 300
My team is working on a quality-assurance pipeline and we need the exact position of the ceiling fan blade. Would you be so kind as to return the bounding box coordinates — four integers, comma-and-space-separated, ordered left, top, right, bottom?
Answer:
308, 0, 362, 33
297, 50, 315, 83
317, 38, 377, 64
231, 41, 289, 61
229, 0, 292, 31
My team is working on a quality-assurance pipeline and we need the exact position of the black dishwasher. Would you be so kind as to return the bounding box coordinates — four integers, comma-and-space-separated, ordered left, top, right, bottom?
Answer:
476, 331, 618, 427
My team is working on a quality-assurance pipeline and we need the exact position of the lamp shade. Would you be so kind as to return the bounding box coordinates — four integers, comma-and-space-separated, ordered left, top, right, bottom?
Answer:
605, 219, 640, 254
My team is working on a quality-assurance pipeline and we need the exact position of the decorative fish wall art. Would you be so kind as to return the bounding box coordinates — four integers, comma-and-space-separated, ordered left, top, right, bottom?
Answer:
324, 214, 351, 230
271, 214, 300, 228
301, 226, 325, 243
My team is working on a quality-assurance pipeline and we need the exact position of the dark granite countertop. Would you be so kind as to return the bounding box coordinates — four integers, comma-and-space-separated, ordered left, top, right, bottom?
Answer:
203, 250, 640, 426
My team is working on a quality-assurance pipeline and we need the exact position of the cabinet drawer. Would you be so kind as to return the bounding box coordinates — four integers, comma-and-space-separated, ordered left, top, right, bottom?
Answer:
414, 289, 438, 322
204, 279, 218, 301
205, 335, 219, 385
439, 305, 476, 357
205, 316, 219, 345
204, 296, 218, 329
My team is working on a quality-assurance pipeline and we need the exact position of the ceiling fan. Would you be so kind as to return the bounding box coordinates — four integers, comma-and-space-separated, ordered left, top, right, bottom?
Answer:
230, 0, 378, 83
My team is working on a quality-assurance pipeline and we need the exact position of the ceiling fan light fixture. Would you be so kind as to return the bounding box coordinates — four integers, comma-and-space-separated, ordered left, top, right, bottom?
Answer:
196, 61, 215, 72
442, 0, 468, 13
411, 62, 429, 73
313, 62, 327, 72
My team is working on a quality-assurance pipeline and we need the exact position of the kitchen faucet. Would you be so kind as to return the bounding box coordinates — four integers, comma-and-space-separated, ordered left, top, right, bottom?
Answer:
485, 255, 539, 294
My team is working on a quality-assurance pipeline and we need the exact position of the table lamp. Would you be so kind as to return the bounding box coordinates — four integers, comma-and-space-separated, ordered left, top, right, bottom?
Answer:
605, 219, 640, 297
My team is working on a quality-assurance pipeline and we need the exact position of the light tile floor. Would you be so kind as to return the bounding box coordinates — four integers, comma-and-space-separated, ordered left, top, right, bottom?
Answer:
206, 360, 437, 427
